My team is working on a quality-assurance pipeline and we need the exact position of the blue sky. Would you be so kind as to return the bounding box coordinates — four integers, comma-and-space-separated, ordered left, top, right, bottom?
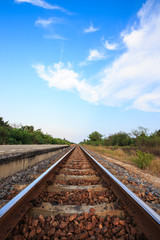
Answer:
0, 0, 160, 143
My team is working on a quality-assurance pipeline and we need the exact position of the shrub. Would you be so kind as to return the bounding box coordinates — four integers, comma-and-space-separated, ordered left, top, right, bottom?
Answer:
134, 150, 153, 169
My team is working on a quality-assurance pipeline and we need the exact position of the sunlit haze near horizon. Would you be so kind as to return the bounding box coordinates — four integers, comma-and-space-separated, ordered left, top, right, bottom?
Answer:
0, 0, 160, 143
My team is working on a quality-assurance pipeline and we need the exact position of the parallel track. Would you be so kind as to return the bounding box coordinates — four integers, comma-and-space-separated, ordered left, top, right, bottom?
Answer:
0, 145, 159, 240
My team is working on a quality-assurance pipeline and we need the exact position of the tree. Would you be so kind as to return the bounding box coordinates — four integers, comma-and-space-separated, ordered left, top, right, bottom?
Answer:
0, 116, 72, 145
0, 117, 9, 127
0, 126, 9, 144
88, 131, 103, 142
107, 132, 132, 146
132, 126, 148, 138
21, 125, 34, 132
153, 130, 160, 137
132, 127, 149, 146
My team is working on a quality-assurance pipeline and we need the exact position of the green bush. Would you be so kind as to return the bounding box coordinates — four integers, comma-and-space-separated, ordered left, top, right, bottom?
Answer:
134, 150, 153, 169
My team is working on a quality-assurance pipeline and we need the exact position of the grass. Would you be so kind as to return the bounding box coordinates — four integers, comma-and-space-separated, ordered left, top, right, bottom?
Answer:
83, 145, 136, 164
149, 157, 160, 176
83, 145, 160, 177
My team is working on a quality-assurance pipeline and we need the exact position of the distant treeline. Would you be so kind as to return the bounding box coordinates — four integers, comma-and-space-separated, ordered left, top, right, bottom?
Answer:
0, 117, 72, 145
80, 127, 160, 155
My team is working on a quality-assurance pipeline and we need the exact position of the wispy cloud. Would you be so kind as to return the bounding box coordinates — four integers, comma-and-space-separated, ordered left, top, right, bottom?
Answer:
35, 17, 63, 27
15, 0, 66, 12
44, 34, 68, 40
87, 49, 105, 61
35, 17, 68, 40
79, 49, 105, 66
133, 87, 160, 112
84, 23, 99, 33
35, 18, 53, 27
34, 0, 160, 112
104, 40, 117, 50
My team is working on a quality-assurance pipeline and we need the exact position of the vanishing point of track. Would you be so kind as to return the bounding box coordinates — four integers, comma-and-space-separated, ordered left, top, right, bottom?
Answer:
0, 145, 160, 239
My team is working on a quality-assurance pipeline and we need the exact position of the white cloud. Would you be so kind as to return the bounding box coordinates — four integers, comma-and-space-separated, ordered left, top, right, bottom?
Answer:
87, 49, 105, 61
44, 34, 68, 40
84, 24, 99, 33
15, 0, 65, 11
79, 49, 106, 65
104, 40, 117, 50
35, 17, 63, 27
33, 62, 99, 103
34, 0, 160, 112
97, 0, 160, 112
35, 18, 53, 27
133, 88, 160, 112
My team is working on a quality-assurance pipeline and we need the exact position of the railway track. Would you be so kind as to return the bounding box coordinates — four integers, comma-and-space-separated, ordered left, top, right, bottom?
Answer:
0, 145, 160, 239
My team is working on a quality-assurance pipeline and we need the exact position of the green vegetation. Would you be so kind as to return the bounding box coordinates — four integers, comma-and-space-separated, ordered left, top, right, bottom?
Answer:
0, 116, 72, 145
134, 150, 153, 169
84, 145, 160, 176
80, 128, 160, 174
80, 127, 160, 156
83, 131, 103, 146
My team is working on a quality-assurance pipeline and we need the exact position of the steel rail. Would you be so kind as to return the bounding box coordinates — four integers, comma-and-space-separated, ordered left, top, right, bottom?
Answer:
0, 145, 76, 240
80, 145, 160, 240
